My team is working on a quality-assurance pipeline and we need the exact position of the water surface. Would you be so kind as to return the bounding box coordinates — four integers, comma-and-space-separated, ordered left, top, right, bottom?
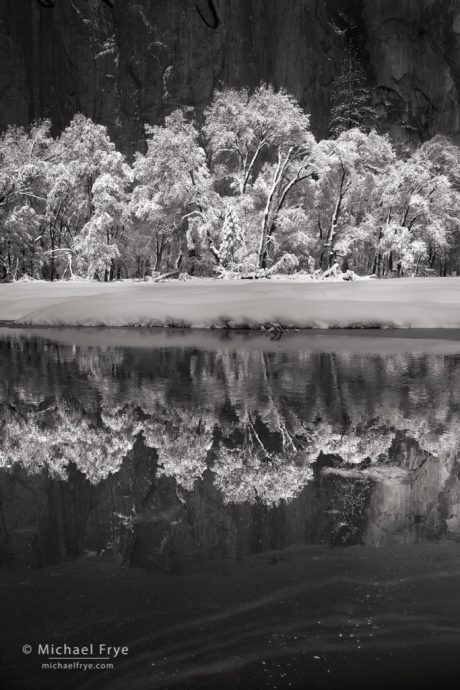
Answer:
1, 328, 460, 690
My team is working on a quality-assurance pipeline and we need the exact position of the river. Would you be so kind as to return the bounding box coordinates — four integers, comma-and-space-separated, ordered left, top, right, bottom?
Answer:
1, 328, 460, 689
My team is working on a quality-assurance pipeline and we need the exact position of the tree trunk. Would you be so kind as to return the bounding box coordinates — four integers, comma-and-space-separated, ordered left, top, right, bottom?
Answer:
50, 231, 55, 281
258, 149, 292, 269
372, 226, 384, 276
154, 236, 165, 272
206, 229, 221, 265
320, 168, 347, 271
7, 236, 11, 278
260, 222, 276, 270
258, 194, 276, 269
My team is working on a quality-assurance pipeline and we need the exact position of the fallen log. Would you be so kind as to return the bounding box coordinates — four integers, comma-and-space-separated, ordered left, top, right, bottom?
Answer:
153, 271, 180, 282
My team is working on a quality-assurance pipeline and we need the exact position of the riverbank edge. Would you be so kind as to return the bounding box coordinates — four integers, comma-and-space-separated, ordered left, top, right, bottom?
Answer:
1, 277, 460, 329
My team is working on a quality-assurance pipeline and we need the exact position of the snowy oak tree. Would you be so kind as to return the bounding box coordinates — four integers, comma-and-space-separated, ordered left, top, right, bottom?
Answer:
50, 114, 132, 279
369, 135, 460, 276
2, 96, 460, 281
314, 129, 395, 270
204, 84, 316, 269
0, 121, 52, 279
131, 110, 217, 275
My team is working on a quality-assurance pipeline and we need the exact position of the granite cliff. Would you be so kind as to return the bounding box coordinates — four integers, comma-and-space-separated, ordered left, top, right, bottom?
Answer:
1, 0, 459, 152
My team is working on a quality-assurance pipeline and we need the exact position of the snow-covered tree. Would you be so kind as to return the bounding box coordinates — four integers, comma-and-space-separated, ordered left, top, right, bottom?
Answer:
131, 110, 216, 275
217, 205, 245, 268
369, 135, 460, 276
0, 121, 52, 279
329, 45, 378, 138
75, 172, 131, 280
49, 114, 132, 279
204, 84, 316, 269
314, 128, 395, 270
0, 99, 458, 282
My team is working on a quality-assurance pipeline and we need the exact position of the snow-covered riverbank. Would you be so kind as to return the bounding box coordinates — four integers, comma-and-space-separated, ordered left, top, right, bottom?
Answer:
1, 277, 460, 329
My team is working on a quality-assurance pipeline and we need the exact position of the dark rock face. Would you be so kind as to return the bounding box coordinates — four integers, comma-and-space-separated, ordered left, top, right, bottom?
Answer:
1, 0, 459, 153
364, 0, 460, 142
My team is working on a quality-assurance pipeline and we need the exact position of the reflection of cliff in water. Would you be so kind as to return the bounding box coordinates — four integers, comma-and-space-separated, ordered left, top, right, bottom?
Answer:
1, 333, 460, 568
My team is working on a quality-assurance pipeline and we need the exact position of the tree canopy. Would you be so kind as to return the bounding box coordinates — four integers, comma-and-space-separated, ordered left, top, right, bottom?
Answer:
1, 84, 459, 282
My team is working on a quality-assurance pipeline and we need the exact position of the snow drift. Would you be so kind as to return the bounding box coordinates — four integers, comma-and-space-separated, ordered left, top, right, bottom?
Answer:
1, 277, 460, 329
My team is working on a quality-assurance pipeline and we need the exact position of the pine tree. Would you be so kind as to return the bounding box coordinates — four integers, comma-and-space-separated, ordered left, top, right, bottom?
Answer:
329, 46, 378, 138
218, 206, 245, 267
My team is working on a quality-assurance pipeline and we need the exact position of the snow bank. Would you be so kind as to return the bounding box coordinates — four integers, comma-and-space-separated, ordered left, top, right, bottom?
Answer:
1, 277, 460, 329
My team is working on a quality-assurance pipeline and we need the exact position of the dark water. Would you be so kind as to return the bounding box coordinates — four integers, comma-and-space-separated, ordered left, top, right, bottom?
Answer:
1, 328, 460, 690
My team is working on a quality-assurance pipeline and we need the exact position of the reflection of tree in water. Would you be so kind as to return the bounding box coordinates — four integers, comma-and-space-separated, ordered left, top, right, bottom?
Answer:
214, 412, 313, 505
325, 475, 373, 545
0, 402, 142, 482
143, 411, 214, 491
1, 336, 460, 567
1, 341, 460, 489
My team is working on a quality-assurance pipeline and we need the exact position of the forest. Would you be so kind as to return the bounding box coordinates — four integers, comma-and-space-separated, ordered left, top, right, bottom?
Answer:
1, 75, 460, 283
